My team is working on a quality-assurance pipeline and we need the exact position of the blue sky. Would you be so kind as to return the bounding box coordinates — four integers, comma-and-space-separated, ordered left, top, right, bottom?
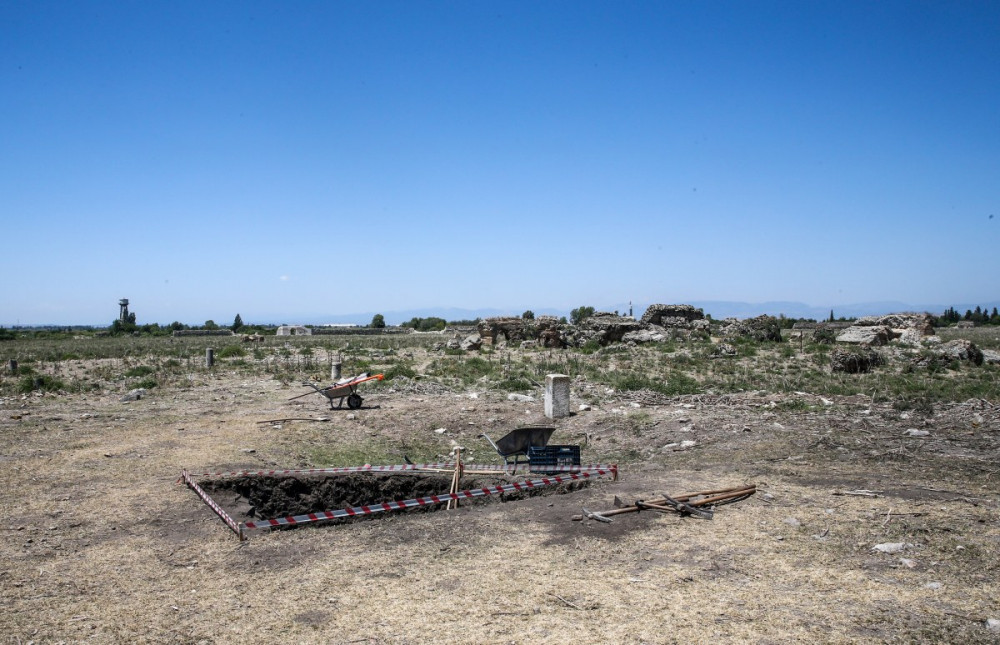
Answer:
2, 2, 997, 325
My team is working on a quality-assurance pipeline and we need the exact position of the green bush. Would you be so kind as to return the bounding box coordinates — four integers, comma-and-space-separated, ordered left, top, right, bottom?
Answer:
125, 365, 155, 377
383, 363, 417, 380
135, 377, 158, 390
18, 374, 65, 393
614, 371, 700, 396
217, 345, 246, 358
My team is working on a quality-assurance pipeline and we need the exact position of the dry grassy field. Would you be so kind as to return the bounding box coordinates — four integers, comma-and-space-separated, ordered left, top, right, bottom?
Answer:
1, 329, 998, 643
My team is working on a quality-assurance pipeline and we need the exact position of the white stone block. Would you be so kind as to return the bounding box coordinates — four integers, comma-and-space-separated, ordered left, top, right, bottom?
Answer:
545, 373, 570, 419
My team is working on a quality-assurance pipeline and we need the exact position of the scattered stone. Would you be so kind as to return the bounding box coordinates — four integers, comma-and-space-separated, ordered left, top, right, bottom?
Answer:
937, 339, 984, 366
346, 413, 356, 420
120, 388, 147, 402
836, 326, 892, 346
904, 429, 929, 437
872, 542, 912, 554
982, 349, 1000, 365
900, 558, 916, 569
986, 618, 1000, 632
576, 312, 643, 346
923, 582, 942, 590
434, 428, 447, 434
679, 440, 697, 449
507, 393, 535, 402
711, 343, 738, 358
459, 335, 482, 351
241, 448, 256, 454
621, 329, 666, 344
578, 404, 592, 412
783, 517, 801, 527
830, 348, 884, 374
720, 315, 783, 342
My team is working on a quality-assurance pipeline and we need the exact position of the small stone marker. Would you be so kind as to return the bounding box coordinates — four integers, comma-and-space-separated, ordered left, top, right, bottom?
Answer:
8, 359, 17, 374
544, 373, 570, 419
331, 354, 342, 380
205, 348, 214, 368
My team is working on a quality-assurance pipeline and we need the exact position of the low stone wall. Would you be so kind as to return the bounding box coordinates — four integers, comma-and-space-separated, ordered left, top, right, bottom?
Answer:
171, 330, 235, 337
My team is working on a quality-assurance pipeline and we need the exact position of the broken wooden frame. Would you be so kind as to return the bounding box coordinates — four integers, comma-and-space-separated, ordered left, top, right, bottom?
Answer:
573, 484, 756, 523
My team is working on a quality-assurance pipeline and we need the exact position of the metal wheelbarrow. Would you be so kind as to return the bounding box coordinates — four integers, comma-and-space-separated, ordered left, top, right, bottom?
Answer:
478, 425, 555, 469
292, 373, 384, 410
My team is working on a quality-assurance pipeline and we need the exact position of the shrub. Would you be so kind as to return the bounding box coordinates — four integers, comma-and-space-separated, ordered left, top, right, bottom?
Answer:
217, 345, 246, 359
383, 363, 417, 380
18, 374, 65, 393
125, 365, 155, 377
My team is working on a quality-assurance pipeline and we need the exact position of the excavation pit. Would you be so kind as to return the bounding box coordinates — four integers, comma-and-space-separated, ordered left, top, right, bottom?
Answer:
199, 472, 592, 530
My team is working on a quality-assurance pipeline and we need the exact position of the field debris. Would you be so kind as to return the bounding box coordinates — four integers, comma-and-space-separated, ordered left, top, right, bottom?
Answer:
255, 417, 331, 424
573, 484, 755, 522
872, 542, 914, 554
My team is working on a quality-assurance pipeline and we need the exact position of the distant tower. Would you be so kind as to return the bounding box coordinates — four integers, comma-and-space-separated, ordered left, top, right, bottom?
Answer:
119, 298, 130, 322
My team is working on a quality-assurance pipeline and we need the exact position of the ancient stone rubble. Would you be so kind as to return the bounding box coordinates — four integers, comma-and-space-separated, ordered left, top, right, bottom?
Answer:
720, 315, 783, 342
830, 348, 885, 373
837, 313, 936, 346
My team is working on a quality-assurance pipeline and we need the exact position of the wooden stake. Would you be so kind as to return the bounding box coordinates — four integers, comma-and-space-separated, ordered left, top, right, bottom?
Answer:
447, 447, 463, 510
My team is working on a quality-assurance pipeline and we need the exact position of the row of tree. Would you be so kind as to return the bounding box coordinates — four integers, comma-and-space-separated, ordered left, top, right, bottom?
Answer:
937, 306, 1000, 326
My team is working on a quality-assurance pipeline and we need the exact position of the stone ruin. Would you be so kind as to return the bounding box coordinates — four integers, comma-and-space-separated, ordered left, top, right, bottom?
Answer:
719, 315, 783, 342
835, 313, 935, 346
830, 347, 885, 373
477, 316, 563, 347
276, 325, 312, 336
468, 305, 712, 351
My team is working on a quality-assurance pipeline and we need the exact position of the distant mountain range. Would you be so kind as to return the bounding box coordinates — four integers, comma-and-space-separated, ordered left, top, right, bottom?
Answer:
293, 300, 1000, 326
7, 299, 998, 328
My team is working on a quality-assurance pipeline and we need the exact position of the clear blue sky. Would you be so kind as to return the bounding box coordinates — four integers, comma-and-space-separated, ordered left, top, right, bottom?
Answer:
2, 2, 997, 325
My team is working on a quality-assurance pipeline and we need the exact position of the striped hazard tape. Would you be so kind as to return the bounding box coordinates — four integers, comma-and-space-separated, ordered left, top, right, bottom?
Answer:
242, 468, 615, 532
192, 463, 618, 479
180, 470, 244, 540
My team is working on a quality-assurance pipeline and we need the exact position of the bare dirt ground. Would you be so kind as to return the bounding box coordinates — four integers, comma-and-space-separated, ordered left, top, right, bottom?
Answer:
2, 348, 999, 643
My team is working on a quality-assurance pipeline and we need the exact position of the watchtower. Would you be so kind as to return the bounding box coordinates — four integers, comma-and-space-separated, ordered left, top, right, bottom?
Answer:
119, 298, 130, 322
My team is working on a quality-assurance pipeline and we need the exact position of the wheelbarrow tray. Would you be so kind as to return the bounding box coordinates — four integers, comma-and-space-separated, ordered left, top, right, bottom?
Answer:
320, 373, 384, 399
480, 426, 556, 465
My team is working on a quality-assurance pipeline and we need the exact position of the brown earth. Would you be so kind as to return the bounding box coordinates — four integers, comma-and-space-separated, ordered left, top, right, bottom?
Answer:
1, 359, 998, 643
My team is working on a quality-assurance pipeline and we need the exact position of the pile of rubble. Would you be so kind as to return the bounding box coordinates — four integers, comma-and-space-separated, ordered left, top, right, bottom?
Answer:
719, 315, 782, 342
835, 313, 936, 346
911, 339, 985, 368
830, 348, 885, 373
476, 316, 563, 348
459, 305, 713, 351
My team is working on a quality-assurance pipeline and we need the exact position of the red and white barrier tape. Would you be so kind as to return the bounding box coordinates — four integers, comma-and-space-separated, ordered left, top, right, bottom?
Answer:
242, 468, 615, 532
180, 470, 244, 540
191, 463, 618, 479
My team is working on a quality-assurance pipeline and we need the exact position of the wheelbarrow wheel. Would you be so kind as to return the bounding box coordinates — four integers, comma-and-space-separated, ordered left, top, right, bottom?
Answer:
347, 393, 363, 409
